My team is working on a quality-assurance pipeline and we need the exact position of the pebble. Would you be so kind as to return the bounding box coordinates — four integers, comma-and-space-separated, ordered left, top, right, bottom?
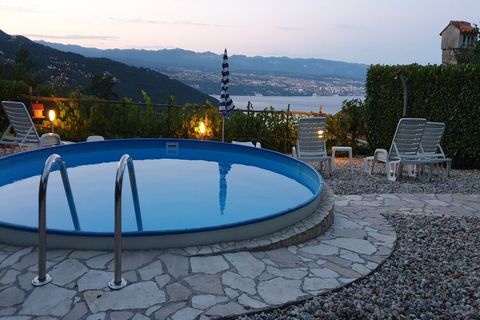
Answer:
239, 160, 480, 319
327, 157, 480, 195
239, 214, 480, 319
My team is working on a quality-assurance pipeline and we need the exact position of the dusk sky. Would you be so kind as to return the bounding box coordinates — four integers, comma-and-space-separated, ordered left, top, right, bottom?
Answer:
1, 0, 479, 65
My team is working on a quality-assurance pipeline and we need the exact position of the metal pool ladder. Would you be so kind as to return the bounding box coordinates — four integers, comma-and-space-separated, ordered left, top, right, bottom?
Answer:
109, 154, 142, 290
33, 154, 79, 287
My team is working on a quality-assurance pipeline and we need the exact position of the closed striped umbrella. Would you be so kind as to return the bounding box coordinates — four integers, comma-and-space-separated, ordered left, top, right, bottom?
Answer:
220, 49, 235, 141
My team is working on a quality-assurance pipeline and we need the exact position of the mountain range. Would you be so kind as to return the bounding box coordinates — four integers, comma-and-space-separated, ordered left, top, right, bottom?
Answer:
38, 41, 368, 80
0, 30, 215, 105
38, 41, 368, 97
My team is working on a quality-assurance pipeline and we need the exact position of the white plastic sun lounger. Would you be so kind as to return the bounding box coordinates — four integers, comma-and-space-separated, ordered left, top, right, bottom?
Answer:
419, 121, 452, 176
364, 118, 446, 181
1, 101, 61, 153
292, 117, 332, 177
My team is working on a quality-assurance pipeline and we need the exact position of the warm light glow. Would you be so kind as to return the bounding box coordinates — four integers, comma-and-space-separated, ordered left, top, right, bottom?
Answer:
48, 110, 56, 122
32, 103, 44, 119
199, 121, 206, 134
318, 129, 324, 137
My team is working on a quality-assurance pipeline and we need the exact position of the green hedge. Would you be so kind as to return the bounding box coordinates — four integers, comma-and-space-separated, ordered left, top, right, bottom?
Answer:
365, 64, 480, 168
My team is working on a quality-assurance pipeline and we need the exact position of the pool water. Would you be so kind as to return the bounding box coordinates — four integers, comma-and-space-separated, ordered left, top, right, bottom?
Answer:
0, 139, 322, 236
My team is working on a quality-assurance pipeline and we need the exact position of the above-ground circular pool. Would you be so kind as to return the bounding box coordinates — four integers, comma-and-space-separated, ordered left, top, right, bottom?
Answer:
0, 139, 324, 249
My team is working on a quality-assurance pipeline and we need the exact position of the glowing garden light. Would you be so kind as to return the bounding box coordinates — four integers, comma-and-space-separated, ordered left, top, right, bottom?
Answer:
199, 121, 206, 134
48, 109, 56, 133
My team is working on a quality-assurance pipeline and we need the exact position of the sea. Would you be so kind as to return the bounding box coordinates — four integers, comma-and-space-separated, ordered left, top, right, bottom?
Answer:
210, 95, 364, 114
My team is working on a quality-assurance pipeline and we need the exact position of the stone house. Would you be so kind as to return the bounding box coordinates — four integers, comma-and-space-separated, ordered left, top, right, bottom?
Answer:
440, 20, 477, 64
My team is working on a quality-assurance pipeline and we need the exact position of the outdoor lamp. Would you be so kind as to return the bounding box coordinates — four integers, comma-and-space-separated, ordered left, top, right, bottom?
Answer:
318, 129, 324, 138
199, 121, 206, 135
48, 109, 56, 133
32, 103, 44, 119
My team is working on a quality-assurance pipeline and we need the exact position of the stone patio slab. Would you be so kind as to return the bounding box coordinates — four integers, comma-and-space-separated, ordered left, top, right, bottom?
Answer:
17, 193, 480, 317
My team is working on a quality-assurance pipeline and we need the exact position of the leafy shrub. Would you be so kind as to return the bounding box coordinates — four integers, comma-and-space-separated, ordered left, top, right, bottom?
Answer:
326, 99, 369, 155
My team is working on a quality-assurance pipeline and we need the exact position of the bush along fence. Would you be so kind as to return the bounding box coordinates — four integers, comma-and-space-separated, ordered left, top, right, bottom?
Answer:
365, 64, 480, 169
0, 94, 331, 154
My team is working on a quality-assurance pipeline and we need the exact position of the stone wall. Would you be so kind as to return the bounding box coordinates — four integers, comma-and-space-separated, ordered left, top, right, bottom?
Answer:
441, 25, 461, 64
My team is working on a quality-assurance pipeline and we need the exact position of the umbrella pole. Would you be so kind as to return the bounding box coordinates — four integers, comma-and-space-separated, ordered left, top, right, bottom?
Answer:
222, 117, 225, 142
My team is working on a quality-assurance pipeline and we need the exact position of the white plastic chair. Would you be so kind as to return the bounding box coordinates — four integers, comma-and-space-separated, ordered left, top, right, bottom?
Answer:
39, 133, 62, 147
232, 141, 261, 148
86, 135, 105, 142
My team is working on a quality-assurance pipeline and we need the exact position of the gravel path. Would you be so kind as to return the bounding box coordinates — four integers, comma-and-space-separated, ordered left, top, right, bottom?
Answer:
237, 161, 480, 320
327, 157, 480, 195
239, 214, 480, 320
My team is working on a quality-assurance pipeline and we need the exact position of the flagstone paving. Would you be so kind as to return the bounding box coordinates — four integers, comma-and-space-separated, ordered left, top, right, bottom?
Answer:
0, 193, 478, 319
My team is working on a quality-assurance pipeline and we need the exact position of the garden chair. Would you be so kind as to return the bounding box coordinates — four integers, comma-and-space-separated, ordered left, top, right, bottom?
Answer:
1, 101, 61, 153
418, 121, 452, 176
86, 135, 105, 142
232, 140, 261, 148
363, 118, 446, 181
292, 117, 332, 177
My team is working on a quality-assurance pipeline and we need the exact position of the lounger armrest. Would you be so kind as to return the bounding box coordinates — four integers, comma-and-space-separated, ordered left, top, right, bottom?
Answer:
437, 144, 445, 158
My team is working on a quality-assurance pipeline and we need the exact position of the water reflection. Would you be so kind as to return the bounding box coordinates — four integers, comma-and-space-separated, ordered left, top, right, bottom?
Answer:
218, 162, 232, 215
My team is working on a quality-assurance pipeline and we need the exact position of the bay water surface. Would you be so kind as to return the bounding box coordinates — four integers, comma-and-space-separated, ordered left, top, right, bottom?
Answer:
211, 95, 364, 114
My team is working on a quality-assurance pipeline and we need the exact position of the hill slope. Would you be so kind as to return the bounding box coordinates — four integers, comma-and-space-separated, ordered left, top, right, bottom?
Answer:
0, 30, 216, 105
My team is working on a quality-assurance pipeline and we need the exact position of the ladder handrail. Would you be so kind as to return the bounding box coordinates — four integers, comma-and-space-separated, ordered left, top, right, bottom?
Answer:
33, 153, 79, 287
109, 154, 142, 290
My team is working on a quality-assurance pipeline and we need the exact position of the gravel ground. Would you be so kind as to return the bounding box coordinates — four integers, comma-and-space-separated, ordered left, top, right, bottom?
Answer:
236, 159, 480, 320
327, 157, 480, 195
239, 214, 480, 320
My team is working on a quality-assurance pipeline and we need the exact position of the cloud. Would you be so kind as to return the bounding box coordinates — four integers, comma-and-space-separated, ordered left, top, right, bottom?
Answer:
0, 5, 38, 13
25, 34, 118, 41
330, 23, 361, 30
275, 26, 302, 31
109, 17, 224, 28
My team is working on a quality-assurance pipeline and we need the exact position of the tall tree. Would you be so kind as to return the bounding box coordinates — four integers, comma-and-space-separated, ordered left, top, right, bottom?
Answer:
87, 72, 119, 100
339, 98, 366, 144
